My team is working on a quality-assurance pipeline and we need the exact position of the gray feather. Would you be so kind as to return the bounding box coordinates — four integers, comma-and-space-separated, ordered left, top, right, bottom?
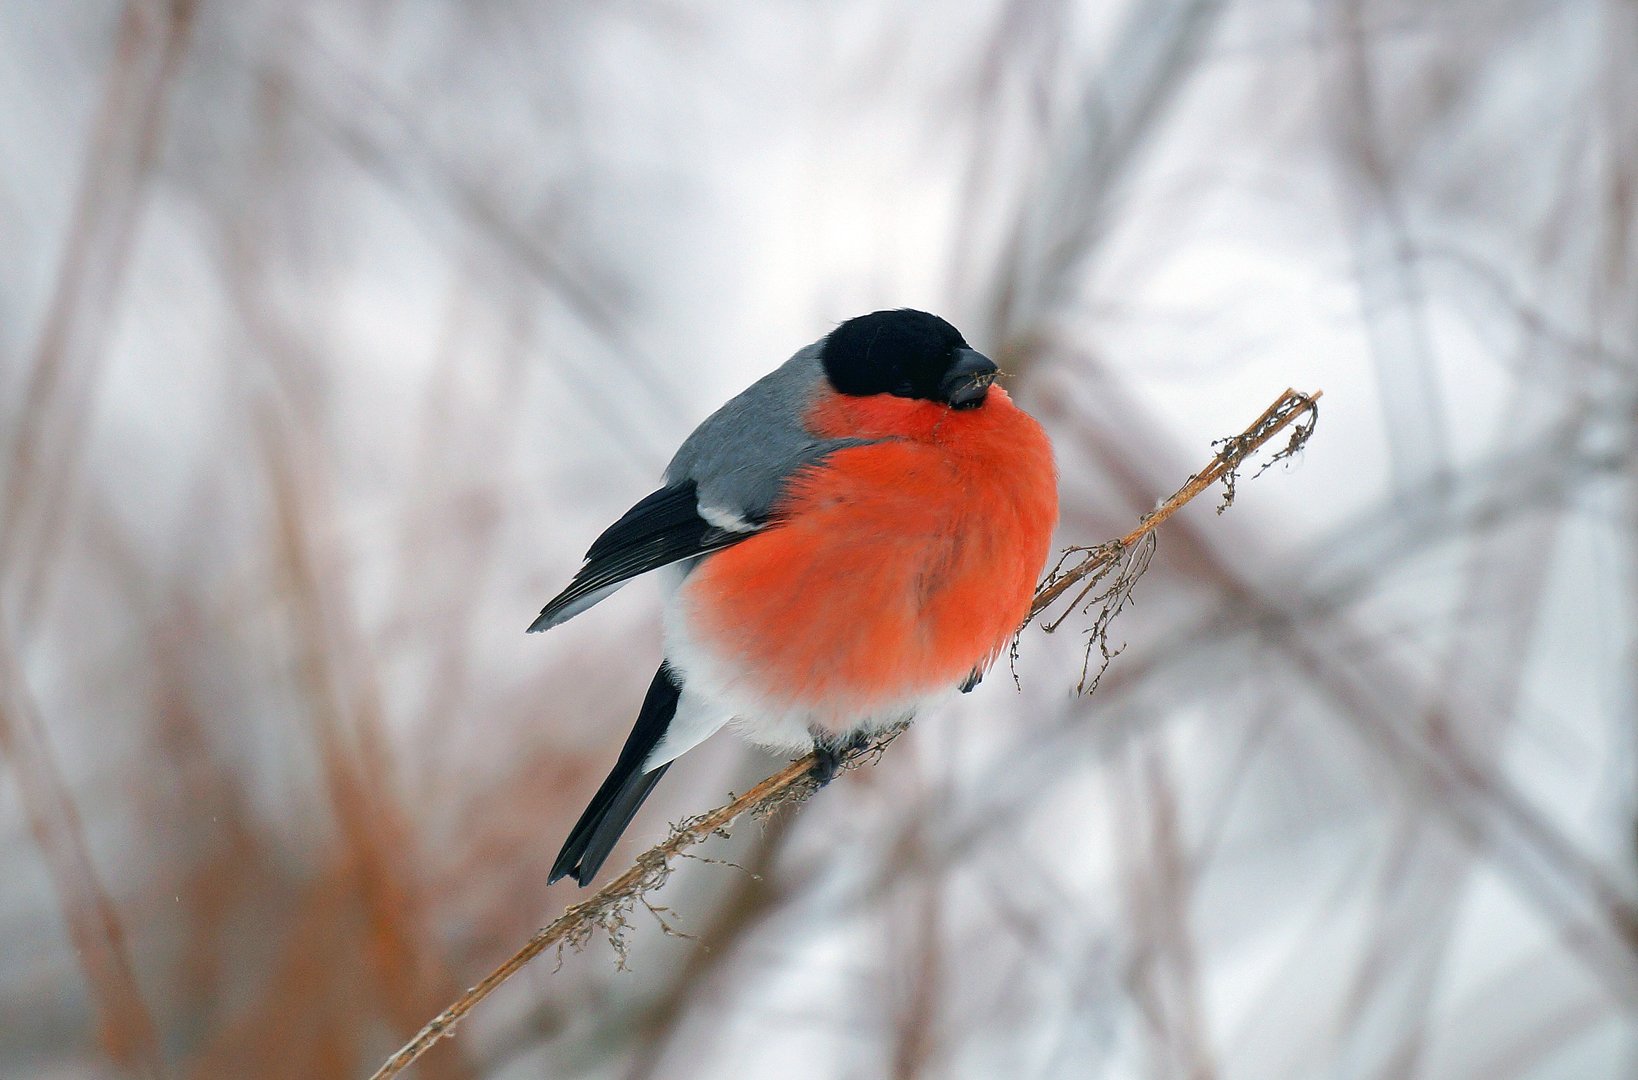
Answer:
532, 339, 877, 633
665, 342, 869, 524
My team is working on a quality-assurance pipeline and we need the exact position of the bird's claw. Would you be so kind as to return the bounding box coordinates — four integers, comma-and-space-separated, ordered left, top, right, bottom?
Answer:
809, 745, 844, 788
808, 732, 873, 788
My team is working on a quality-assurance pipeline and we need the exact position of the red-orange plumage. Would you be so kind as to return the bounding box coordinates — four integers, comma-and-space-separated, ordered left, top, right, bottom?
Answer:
677, 384, 1057, 734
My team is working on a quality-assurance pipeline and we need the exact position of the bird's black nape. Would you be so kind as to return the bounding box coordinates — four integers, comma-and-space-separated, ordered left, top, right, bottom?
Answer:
821, 309, 997, 408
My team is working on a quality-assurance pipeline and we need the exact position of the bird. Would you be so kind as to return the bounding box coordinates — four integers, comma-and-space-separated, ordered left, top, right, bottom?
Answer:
531, 308, 1058, 886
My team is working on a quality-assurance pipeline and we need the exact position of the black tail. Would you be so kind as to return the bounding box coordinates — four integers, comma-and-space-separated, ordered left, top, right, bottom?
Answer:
549, 664, 682, 886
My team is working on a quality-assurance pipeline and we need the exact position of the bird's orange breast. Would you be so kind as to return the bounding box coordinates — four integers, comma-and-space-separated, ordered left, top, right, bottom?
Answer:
676, 385, 1058, 733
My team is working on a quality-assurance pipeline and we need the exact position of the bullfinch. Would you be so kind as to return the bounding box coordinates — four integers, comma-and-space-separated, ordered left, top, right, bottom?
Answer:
531, 309, 1058, 886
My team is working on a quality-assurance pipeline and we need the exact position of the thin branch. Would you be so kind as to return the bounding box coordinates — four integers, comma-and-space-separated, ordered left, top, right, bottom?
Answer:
0, 627, 169, 1080
368, 386, 1322, 1080
1025, 388, 1320, 690
1027, 387, 1321, 626
366, 754, 834, 1079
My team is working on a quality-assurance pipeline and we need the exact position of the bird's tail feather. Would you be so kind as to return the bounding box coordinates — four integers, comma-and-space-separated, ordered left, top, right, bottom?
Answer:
549, 664, 682, 886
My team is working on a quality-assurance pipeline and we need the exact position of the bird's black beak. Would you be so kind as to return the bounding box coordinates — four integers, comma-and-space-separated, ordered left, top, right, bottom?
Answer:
942, 348, 999, 409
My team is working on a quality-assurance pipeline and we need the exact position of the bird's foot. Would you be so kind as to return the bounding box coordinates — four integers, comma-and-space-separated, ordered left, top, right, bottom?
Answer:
808, 731, 872, 788
809, 745, 843, 788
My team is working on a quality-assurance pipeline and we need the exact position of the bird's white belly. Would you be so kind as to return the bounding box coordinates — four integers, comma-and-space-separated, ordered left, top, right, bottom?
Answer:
641, 563, 952, 769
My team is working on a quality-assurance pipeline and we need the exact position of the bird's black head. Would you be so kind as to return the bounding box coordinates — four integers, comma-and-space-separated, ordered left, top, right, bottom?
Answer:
820, 309, 999, 409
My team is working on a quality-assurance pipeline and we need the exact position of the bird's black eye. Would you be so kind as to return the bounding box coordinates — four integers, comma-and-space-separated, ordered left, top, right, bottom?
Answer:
821, 309, 990, 407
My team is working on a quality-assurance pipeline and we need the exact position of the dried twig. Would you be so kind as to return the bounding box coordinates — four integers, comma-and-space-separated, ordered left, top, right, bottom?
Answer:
368, 386, 1321, 1080
366, 753, 839, 1079
1025, 387, 1321, 690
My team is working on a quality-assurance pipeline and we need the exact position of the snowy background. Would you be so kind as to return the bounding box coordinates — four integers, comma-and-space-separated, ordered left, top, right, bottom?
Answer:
2, 1, 1635, 1077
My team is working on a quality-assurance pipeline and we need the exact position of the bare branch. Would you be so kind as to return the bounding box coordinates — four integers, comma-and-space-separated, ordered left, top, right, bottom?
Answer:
1027, 388, 1320, 626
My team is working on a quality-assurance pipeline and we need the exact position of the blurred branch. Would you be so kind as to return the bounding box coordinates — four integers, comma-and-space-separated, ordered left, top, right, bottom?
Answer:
0, 0, 197, 634
368, 386, 1321, 1080
0, 4, 197, 1076
0, 628, 168, 1079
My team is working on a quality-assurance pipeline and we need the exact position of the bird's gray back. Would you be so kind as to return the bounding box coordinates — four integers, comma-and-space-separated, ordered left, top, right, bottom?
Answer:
665, 341, 857, 523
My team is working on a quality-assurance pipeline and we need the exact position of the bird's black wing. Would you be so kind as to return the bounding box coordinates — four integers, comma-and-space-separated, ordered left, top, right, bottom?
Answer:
528, 480, 761, 633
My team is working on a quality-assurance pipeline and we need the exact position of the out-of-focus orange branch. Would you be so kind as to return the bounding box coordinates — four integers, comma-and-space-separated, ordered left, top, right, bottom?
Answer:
368, 386, 1322, 1080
